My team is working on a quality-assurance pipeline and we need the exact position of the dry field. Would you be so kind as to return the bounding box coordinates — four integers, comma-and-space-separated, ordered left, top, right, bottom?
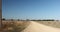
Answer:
1, 20, 60, 32
36, 21, 60, 28
0, 20, 30, 32
22, 21, 60, 32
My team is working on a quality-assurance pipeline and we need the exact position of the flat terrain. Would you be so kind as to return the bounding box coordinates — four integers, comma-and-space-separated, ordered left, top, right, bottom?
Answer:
36, 21, 60, 28
1, 20, 30, 32
22, 21, 60, 32
1, 20, 60, 32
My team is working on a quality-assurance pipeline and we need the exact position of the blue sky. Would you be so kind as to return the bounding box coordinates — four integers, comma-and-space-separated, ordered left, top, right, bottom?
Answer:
2, 0, 60, 20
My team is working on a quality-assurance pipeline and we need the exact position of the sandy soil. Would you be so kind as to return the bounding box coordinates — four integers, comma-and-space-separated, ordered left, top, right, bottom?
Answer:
21, 21, 60, 32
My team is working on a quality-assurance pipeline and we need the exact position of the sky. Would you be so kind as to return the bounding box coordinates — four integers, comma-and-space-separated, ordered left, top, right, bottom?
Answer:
2, 0, 60, 20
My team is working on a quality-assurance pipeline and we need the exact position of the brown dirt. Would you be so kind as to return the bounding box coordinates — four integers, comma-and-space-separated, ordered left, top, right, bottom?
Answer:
21, 21, 60, 32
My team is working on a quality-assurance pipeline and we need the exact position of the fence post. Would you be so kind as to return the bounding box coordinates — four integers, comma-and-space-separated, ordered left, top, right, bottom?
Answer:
0, 0, 2, 28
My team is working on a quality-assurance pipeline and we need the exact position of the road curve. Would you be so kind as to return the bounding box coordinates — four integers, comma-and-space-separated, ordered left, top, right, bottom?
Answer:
21, 21, 60, 32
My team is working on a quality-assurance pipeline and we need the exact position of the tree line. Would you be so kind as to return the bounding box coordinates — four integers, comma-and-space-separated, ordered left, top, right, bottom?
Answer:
2, 18, 55, 21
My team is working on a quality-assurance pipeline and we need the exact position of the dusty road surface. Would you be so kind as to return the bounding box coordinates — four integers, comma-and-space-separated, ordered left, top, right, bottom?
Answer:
21, 21, 60, 32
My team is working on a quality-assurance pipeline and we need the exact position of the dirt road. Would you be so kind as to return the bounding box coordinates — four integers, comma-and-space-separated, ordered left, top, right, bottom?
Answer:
21, 21, 60, 32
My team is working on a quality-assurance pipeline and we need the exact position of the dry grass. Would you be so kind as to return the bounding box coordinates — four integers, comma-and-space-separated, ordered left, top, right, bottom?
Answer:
1, 20, 60, 32
0, 20, 30, 32
36, 21, 60, 28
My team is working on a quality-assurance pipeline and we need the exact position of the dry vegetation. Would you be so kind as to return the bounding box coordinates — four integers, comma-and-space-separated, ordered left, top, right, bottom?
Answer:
0, 20, 30, 32
1, 20, 60, 32
36, 21, 60, 28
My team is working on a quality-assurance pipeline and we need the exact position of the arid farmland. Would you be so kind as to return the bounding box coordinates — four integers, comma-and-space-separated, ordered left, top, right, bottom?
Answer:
1, 20, 60, 32
1, 20, 30, 32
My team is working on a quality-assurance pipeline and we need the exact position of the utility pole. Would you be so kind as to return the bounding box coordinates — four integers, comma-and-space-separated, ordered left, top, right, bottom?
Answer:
0, 0, 2, 28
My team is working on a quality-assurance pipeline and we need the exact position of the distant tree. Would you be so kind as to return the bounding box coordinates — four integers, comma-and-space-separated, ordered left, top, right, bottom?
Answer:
42, 19, 54, 21
11, 19, 14, 21
26, 19, 29, 21
32, 20, 36, 21
2, 18, 5, 20
18, 19, 20, 21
